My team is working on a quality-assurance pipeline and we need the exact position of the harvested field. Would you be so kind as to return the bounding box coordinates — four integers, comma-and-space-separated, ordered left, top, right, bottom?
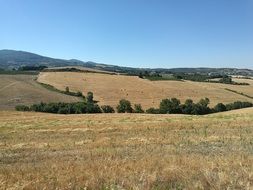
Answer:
230, 78, 253, 96
0, 75, 81, 110
0, 108, 253, 189
38, 72, 253, 109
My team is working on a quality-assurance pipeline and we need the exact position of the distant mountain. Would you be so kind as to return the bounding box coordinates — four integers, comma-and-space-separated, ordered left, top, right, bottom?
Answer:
0, 49, 82, 69
0, 49, 253, 76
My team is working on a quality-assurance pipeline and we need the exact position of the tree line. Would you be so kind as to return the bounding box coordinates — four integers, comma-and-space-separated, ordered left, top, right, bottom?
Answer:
138, 72, 249, 85
15, 91, 253, 115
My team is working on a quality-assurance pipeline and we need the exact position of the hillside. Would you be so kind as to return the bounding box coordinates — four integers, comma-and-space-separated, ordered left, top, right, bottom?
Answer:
0, 108, 252, 189
1, 49, 253, 76
0, 75, 81, 110
0, 50, 81, 69
37, 71, 253, 109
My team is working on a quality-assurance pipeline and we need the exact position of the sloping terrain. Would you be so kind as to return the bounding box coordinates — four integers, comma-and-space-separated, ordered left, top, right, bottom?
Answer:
1, 50, 253, 76
0, 108, 252, 189
0, 75, 81, 110
38, 72, 253, 109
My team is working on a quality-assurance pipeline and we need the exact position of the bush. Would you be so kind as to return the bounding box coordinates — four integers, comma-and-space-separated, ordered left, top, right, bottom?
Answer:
219, 76, 232, 84
87, 92, 94, 103
214, 103, 227, 112
192, 98, 211, 115
86, 103, 102, 113
101, 105, 115, 113
181, 99, 194, 114
43, 103, 60, 113
30, 102, 46, 112
159, 99, 170, 114
116, 99, 133, 113
226, 101, 253, 110
146, 107, 160, 114
76, 91, 83, 97
58, 106, 69, 114
72, 102, 86, 114
134, 104, 144, 113
15, 105, 30, 111
159, 98, 181, 114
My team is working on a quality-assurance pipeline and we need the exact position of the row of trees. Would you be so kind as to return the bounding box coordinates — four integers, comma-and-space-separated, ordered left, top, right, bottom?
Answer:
156, 98, 252, 115
18, 65, 48, 71
15, 92, 253, 115
174, 74, 249, 85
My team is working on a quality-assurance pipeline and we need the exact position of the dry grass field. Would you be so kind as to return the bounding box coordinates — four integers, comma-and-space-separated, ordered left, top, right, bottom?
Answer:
0, 75, 81, 110
38, 72, 253, 109
231, 78, 253, 96
0, 109, 253, 189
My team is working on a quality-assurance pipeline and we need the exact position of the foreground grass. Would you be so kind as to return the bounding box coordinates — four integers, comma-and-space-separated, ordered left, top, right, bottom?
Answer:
0, 109, 253, 189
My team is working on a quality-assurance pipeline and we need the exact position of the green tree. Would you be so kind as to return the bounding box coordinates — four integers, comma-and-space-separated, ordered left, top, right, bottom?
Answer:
58, 106, 69, 114
193, 98, 211, 115
159, 99, 172, 114
199, 98, 210, 107
170, 98, 182, 113
76, 91, 83, 97
15, 105, 30, 111
159, 98, 181, 114
65, 86, 70, 93
116, 99, 133, 113
146, 107, 160, 114
86, 92, 94, 103
72, 102, 86, 114
214, 103, 227, 112
134, 104, 144, 113
181, 99, 194, 114
86, 103, 101, 113
101, 105, 115, 113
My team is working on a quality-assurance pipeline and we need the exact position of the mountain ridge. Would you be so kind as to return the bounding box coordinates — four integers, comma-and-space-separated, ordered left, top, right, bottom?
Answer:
0, 49, 252, 76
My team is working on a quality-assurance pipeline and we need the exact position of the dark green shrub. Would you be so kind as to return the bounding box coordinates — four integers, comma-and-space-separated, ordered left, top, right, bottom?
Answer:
214, 103, 227, 112
159, 99, 172, 114
159, 98, 181, 114
226, 101, 253, 110
72, 102, 86, 114
134, 104, 144, 113
181, 99, 194, 114
116, 99, 133, 113
43, 103, 60, 113
86, 103, 102, 113
86, 92, 94, 103
193, 98, 211, 115
146, 107, 160, 114
30, 102, 46, 112
76, 91, 83, 97
15, 105, 30, 111
58, 106, 69, 114
101, 105, 115, 113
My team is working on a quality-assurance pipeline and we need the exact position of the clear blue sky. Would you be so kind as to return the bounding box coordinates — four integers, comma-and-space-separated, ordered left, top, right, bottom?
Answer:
1, 0, 253, 69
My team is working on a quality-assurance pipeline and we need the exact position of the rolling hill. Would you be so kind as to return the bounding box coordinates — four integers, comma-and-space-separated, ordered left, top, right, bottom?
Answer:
0, 75, 81, 110
37, 71, 253, 109
1, 49, 253, 76
0, 49, 83, 69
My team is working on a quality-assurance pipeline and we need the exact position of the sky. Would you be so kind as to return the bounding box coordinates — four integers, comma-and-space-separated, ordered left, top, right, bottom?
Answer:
0, 0, 253, 69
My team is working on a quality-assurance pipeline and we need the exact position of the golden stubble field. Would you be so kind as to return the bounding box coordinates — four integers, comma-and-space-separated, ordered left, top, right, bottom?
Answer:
37, 72, 253, 109
0, 75, 81, 110
0, 108, 253, 189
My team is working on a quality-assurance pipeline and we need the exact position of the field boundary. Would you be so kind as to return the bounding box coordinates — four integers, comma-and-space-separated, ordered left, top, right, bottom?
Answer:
225, 88, 253, 99
43, 67, 117, 75
36, 80, 84, 99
